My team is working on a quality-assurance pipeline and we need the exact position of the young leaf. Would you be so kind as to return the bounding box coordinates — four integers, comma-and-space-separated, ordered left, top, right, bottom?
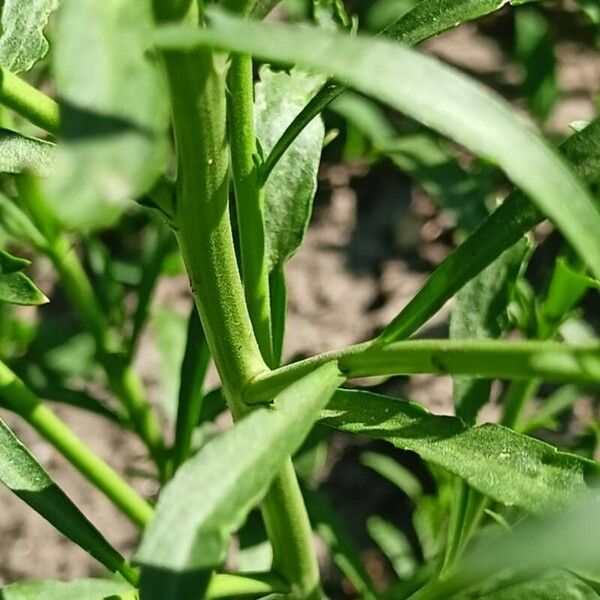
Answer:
320, 389, 599, 513
0, 129, 56, 174
46, 0, 168, 230
0, 578, 133, 600
255, 66, 325, 270
0, 0, 58, 73
450, 239, 529, 423
155, 11, 600, 278
0, 416, 135, 582
380, 118, 600, 342
0, 248, 48, 305
250, 0, 283, 18
136, 363, 343, 600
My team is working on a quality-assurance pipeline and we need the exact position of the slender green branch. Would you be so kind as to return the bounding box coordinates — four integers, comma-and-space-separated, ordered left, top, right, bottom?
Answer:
0, 361, 154, 528
246, 339, 600, 404
207, 571, 289, 598
0, 68, 59, 135
228, 52, 274, 365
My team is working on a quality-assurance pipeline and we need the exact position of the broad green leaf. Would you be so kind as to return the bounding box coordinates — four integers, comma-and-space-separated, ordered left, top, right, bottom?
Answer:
0, 0, 58, 73
380, 117, 600, 342
0, 578, 133, 600
0, 130, 55, 174
156, 11, 600, 278
450, 239, 528, 423
136, 363, 343, 599
0, 248, 48, 305
320, 389, 599, 512
255, 66, 325, 270
47, 0, 168, 230
385, 0, 534, 46
0, 415, 133, 579
474, 570, 600, 599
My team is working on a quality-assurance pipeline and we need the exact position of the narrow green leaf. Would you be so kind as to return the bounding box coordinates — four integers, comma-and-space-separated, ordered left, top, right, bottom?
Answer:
0, 416, 136, 582
320, 389, 599, 512
367, 516, 417, 580
0, 578, 133, 600
0, 0, 58, 73
155, 11, 600, 278
450, 240, 528, 423
360, 451, 422, 499
384, 0, 533, 46
380, 118, 600, 342
47, 0, 168, 230
0, 129, 55, 174
477, 570, 600, 599
255, 66, 325, 270
136, 363, 343, 599
172, 307, 211, 470
0, 248, 48, 305
0, 192, 48, 249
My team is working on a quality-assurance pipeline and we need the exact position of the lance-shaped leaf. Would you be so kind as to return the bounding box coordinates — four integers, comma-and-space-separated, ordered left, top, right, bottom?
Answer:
0, 578, 134, 600
155, 11, 600, 279
450, 239, 529, 423
0, 0, 58, 73
0, 248, 48, 305
384, 0, 535, 46
320, 390, 599, 513
0, 416, 135, 581
0, 129, 56, 175
255, 66, 325, 270
46, 0, 168, 230
136, 363, 343, 600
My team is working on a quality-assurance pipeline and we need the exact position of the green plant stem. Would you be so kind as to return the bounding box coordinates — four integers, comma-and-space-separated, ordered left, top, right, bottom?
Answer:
207, 571, 289, 598
500, 379, 540, 429
159, 41, 322, 597
0, 361, 153, 528
48, 239, 167, 475
261, 460, 322, 599
0, 68, 60, 135
227, 52, 274, 365
246, 339, 600, 403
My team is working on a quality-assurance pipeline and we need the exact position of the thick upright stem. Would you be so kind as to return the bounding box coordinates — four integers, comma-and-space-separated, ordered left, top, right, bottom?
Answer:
164, 50, 266, 401
161, 44, 322, 597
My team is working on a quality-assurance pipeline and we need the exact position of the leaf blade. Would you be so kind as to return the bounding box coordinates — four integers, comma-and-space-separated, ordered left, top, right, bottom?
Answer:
136, 363, 343, 598
321, 389, 599, 513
